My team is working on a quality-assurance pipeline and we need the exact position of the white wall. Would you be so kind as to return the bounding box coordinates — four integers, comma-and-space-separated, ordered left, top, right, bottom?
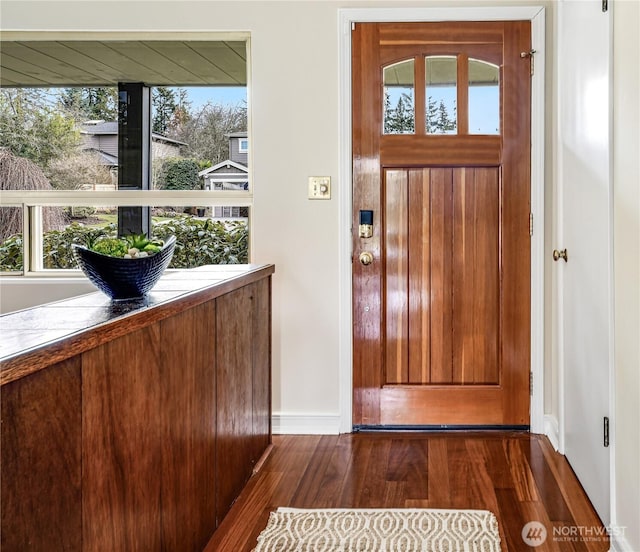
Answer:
3, 0, 639, 537
2, 6, 637, 525
2, 0, 554, 434
0, 278, 96, 313
612, 0, 640, 549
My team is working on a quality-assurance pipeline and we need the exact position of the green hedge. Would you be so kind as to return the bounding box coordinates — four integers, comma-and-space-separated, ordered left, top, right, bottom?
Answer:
0, 216, 248, 272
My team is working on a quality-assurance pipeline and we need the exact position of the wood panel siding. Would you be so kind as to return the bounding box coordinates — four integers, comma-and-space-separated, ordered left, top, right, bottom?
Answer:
159, 302, 217, 551
0, 267, 273, 551
383, 167, 500, 387
216, 280, 272, 526
82, 325, 165, 550
452, 168, 500, 385
216, 285, 256, 525
1, 358, 82, 551
229, 138, 249, 166
82, 305, 218, 550
251, 278, 272, 465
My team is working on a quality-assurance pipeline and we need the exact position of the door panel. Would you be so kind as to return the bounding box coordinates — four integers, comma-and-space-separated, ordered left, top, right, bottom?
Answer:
385, 167, 501, 387
452, 167, 500, 386
558, 0, 611, 523
353, 21, 531, 427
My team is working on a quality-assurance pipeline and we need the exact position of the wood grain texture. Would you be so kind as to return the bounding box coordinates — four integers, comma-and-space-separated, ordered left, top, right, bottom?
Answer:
216, 284, 256, 525
499, 20, 532, 425
452, 167, 500, 385
0, 265, 275, 385
206, 433, 608, 552
378, 21, 505, 46
353, 21, 530, 426
0, 272, 273, 551
429, 167, 455, 384
251, 278, 272, 465
352, 22, 383, 425
381, 135, 501, 167
159, 301, 217, 551
408, 168, 431, 384
457, 53, 470, 135
384, 169, 409, 384
82, 325, 164, 550
1, 358, 82, 551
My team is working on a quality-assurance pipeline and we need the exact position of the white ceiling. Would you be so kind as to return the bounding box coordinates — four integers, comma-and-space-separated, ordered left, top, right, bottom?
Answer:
0, 40, 247, 87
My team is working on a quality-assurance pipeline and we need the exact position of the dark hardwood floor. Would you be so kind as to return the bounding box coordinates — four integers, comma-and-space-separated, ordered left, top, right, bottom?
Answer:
205, 432, 607, 552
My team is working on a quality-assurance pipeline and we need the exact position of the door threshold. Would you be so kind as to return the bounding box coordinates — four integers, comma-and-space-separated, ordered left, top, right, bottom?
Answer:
353, 424, 530, 432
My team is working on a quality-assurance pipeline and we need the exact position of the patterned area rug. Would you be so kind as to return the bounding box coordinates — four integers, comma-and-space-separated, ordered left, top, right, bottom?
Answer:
252, 508, 502, 551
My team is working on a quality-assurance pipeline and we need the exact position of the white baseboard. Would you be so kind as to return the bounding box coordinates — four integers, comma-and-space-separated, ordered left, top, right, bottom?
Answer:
609, 534, 636, 552
272, 412, 341, 435
544, 414, 560, 451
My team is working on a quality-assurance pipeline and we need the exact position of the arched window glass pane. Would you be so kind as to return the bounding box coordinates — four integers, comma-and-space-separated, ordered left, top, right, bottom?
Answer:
426, 56, 457, 134
383, 59, 414, 134
469, 59, 500, 134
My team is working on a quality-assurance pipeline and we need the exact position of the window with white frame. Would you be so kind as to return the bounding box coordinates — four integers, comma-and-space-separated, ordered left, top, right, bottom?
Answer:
238, 138, 249, 153
0, 35, 252, 276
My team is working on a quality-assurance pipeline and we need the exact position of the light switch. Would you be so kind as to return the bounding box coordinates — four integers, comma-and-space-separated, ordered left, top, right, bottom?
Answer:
308, 176, 331, 200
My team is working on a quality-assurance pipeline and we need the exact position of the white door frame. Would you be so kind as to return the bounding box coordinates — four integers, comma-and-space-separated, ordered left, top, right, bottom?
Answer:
338, 6, 546, 434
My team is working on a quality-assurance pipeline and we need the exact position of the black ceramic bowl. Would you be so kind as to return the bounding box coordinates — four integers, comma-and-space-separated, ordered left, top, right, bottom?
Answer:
72, 235, 176, 300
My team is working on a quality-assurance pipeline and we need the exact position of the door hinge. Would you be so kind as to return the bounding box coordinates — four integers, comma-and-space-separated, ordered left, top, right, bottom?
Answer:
602, 0, 608, 12
520, 49, 536, 76
352, 22, 356, 31
529, 212, 534, 237
604, 416, 610, 447
530, 372, 534, 396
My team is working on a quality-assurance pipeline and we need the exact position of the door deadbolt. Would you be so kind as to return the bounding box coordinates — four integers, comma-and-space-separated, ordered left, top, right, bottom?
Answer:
359, 210, 374, 239
359, 251, 374, 266
553, 249, 568, 262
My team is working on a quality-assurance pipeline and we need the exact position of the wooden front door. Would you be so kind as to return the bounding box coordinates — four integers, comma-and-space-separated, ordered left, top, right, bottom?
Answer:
352, 22, 531, 427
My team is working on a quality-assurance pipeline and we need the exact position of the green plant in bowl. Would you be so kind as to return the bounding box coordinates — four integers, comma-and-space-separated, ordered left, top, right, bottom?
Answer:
92, 238, 129, 258
90, 234, 165, 259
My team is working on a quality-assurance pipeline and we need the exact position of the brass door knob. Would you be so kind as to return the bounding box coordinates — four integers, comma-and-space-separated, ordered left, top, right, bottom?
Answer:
553, 249, 568, 262
359, 251, 374, 266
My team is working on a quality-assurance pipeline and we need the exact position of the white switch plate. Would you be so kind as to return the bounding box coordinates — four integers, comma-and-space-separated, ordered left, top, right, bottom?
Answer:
308, 176, 331, 200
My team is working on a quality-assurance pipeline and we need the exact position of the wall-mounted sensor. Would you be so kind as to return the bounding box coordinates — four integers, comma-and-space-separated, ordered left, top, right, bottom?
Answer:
359, 210, 373, 238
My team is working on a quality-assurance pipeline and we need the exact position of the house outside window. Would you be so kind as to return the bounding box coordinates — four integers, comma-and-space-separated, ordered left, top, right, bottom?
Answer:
198, 132, 249, 220
0, 35, 252, 275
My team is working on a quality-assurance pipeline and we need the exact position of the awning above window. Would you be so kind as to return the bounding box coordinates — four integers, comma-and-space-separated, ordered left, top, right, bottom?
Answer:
0, 38, 247, 87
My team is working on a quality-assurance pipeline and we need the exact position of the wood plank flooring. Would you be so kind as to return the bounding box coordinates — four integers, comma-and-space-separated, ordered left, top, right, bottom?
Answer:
205, 432, 607, 552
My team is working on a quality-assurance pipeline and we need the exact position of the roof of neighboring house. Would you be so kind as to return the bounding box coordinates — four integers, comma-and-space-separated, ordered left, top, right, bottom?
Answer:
226, 131, 248, 138
198, 159, 248, 177
81, 121, 119, 134
88, 149, 118, 166
80, 121, 187, 146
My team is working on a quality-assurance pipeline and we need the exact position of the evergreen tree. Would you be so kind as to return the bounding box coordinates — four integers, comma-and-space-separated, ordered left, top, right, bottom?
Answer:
436, 99, 456, 133
395, 93, 414, 133
152, 87, 178, 135
383, 91, 415, 134
156, 157, 200, 190
426, 96, 457, 134
426, 96, 439, 133
383, 92, 393, 134
58, 87, 117, 121
169, 88, 191, 135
